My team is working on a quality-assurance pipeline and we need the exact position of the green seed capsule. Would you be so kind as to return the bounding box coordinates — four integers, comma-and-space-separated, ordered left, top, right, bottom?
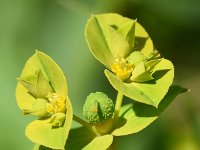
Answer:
83, 92, 115, 124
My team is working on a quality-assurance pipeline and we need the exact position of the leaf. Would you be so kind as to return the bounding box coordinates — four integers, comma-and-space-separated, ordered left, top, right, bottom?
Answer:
118, 21, 136, 49
31, 98, 48, 117
127, 51, 146, 66
85, 13, 153, 69
145, 59, 162, 73
131, 62, 145, 78
130, 62, 154, 82
108, 26, 131, 58
94, 13, 133, 58
105, 59, 174, 107
65, 127, 96, 150
16, 51, 73, 149
49, 113, 66, 127
146, 50, 161, 61
35, 51, 68, 96
82, 135, 113, 150
134, 23, 154, 57
112, 85, 187, 136
85, 15, 114, 69
131, 72, 154, 82
18, 70, 53, 98
26, 119, 64, 149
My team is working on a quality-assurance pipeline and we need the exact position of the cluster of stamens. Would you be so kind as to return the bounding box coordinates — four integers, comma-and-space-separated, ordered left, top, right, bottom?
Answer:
111, 56, 133, 80
46, 93, 66, 114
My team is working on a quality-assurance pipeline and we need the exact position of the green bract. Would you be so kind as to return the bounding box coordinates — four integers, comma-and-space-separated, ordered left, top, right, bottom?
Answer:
83, 92, 114, 124
85, 13, 174, 107
16, 51, 73, 149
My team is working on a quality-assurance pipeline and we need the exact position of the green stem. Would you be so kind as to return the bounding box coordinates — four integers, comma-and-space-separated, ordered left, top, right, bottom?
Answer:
113, 92, 124, 121
73, 114, 99, 135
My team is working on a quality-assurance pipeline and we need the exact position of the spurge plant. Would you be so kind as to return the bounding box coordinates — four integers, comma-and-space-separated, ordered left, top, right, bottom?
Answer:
16, 13, 187, 150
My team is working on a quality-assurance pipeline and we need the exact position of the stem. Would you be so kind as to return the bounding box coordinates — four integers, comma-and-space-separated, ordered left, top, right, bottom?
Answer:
73, 114, 99, 135
113, 92, 124, 121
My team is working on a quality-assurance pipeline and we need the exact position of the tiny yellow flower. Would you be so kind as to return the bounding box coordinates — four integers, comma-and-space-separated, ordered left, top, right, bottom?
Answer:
46, 93, 66, 114
111, 56, 134, 80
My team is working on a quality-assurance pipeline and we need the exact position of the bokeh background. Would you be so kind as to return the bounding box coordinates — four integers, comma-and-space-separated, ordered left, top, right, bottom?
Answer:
0, 0, 200, 149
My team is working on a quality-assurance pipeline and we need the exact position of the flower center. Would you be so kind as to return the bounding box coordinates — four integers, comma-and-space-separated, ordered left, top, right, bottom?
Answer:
46, 93, 66, 114
111, 56, 133, 80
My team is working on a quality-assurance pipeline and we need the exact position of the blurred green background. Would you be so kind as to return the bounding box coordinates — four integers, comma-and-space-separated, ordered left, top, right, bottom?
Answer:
0, 0, 200, 149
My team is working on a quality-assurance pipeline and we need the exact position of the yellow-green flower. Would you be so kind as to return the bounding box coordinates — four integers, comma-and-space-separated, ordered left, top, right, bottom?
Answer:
85, 13, 174, 107
16, 51, 73, 149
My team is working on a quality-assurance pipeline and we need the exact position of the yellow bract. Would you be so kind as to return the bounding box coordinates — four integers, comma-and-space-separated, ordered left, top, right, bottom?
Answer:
46, 93, 66, 114
111, 56, 133, 80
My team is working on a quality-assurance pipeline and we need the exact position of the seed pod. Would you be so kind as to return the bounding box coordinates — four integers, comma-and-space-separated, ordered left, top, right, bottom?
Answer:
83, 92, 114, 124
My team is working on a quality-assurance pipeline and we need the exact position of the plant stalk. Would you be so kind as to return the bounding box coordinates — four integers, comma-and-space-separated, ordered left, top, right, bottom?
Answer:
73, 114, 99, 135
113, 92, 124, 121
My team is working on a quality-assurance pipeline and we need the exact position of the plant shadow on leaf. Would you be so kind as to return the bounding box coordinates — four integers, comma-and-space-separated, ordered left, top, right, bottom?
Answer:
65, 127, 96, 150
152, 69, 171, 81
97, 101, 104, 121
33, 144, 51, 150
139, 69, 170, 85
132, 85, 187, 117
134, 37, 148, 51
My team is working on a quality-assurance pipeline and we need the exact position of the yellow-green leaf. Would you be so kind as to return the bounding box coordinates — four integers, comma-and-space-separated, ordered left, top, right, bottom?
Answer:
49, 113, 66, 127
82, 134, 113, 150
26, 119, 64, 149
112, 85, 187, 136
127, 51, 146, 66
118, 21, 136, 49
85, 15, 114, 69
18, 69, 53, 98
31, 98, 48, 117
130, 62, 154, 82
134, 23, 154, 56
108, 26, 131, 58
